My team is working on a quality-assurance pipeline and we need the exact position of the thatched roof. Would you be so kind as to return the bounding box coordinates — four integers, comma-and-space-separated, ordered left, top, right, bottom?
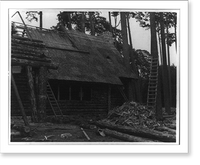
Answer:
11, 36, 58, 69
18, 25, 138, 85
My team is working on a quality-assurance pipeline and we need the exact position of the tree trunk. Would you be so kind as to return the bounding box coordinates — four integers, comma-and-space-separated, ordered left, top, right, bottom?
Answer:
11, 73, 29, 126
108, 12, 112, 32
120, 12, 130, 69
26, 66, 38, 122
89, 12, 95, 35
126, 15, 141, 102
166, 15, 172, 107
120, 12, 132, 101
81, 12, 85, 33
150, 12, 163, 118
95, 121, 176, 142
67, 12, 72, 30
160, 12, 171, 114
39, 11, 43, 29
104, 129, 156, 142
174, 15, 177, 52
150, 12, 159, 59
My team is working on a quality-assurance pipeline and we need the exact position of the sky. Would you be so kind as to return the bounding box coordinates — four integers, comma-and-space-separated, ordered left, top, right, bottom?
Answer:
10, 9, 177, 66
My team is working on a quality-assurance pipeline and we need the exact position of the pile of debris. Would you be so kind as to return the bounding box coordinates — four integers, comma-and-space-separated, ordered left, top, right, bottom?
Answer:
101, 102, 176, 130
94, 102, 176, 142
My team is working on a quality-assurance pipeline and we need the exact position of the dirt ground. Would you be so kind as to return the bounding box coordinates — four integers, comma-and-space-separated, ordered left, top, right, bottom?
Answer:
11, 108, 176, 143
11, 113, 124, 142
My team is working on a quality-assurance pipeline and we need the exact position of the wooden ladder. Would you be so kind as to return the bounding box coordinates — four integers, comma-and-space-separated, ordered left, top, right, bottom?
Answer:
147, 56, 159, 111
46, 82, 63, 117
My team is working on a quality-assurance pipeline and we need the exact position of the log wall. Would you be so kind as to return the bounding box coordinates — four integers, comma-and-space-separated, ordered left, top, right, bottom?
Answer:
11, 75, 125, 116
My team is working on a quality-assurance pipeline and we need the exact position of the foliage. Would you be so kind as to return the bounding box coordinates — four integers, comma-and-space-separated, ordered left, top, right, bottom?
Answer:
134, 49, 151, 79
133, 12, 177, 46
26, 11, 39, 22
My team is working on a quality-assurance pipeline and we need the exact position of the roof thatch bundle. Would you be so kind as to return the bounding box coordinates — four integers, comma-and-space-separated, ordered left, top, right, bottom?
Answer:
12, 24, 138, 85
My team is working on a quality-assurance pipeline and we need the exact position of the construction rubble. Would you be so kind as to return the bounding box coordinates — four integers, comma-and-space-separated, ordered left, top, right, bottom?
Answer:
100, 101, 176, 130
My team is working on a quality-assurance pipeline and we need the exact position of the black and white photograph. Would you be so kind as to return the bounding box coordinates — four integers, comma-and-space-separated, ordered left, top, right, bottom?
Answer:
10, 9, 178, 143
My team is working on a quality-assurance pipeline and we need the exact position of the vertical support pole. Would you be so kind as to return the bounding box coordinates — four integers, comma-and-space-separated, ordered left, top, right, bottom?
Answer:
11, 73, 29, 126
26, 66, 38, 122
39, 11, 43, 29
108, 85, 111, 112
38, 67, 47, 121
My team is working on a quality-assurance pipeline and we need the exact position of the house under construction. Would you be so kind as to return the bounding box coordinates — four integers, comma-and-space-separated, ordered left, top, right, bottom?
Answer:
11, 22, 138, 121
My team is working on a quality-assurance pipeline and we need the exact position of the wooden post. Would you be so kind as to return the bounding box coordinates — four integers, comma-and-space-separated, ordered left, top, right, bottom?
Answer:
108, 85, 111, 112
26, 66, 38, 122
11, 73, 29, 126
38, 67, 47, 121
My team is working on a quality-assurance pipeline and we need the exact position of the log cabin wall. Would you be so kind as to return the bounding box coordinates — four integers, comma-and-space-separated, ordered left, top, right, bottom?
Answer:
11, 76, 125, 116
46, 80, 125, 115
110, 86, 125, 110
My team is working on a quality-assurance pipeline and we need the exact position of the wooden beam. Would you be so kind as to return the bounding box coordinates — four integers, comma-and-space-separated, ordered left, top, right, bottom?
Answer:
12, 54, 51, 63
11, 73, 29, 126
12, 58, 58, 69
38, 67, 47, 121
